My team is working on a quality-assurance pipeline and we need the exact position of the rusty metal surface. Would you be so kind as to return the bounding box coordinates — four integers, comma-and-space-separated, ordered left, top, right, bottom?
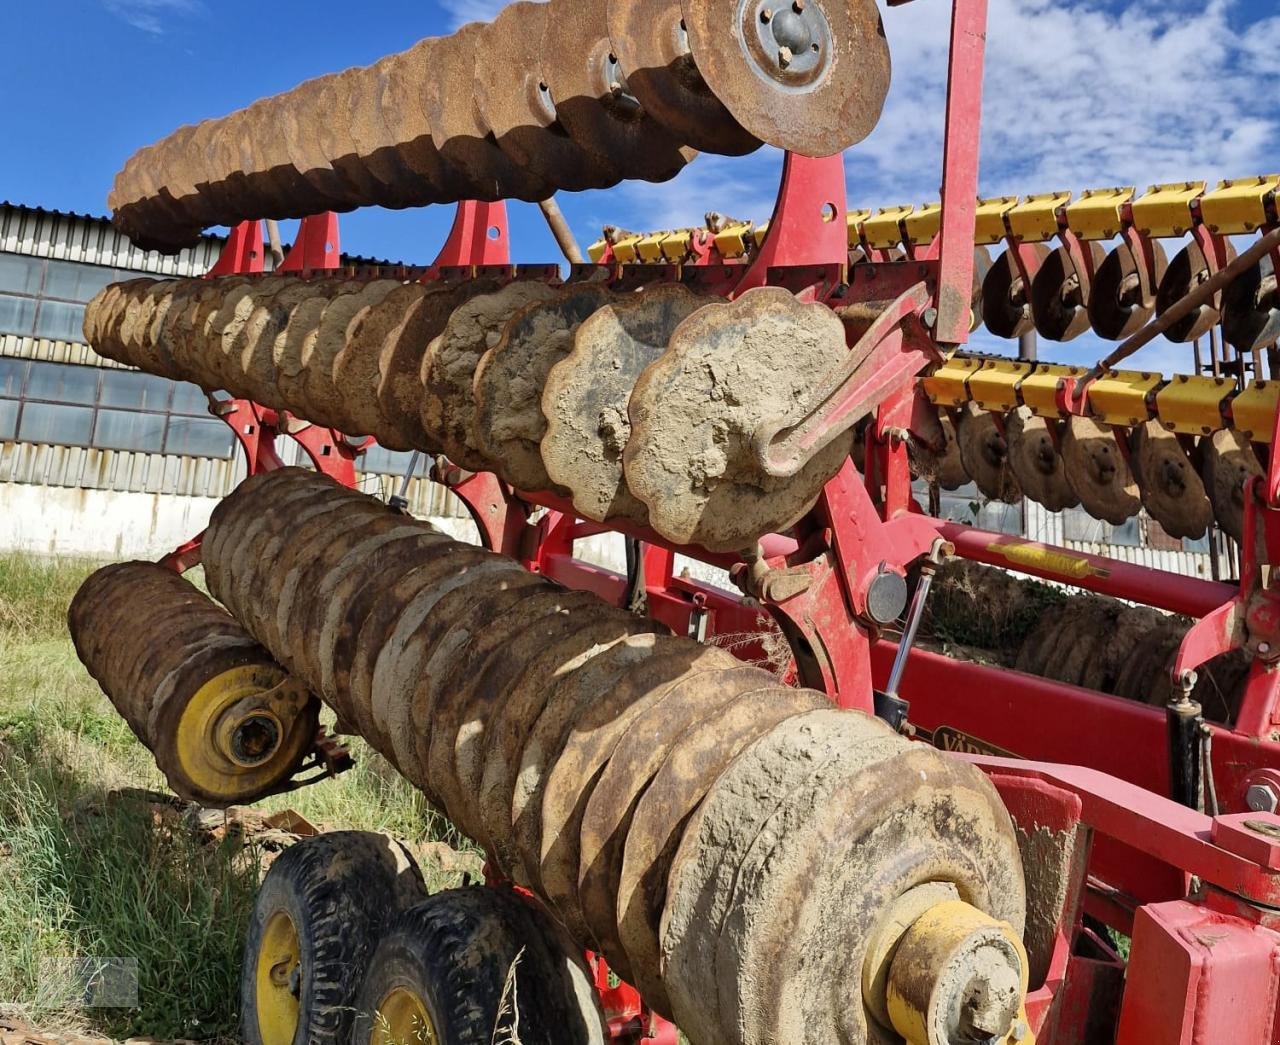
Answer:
1201, 428, 1264, 542
1130, 421, 1213, 540
1059, 416, 1142, 526
607, 0, 760, 156
1005, 409, 1079, 513
955, 402, 1021, 504
1030, 242, 1106, 342
678, 0, 890, 158
68, 560, 318, 806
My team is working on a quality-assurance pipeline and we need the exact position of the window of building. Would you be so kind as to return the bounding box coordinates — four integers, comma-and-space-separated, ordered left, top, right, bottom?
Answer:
361, 445, 420, 475
0, 251, 155, 342
0, 359, 233, 458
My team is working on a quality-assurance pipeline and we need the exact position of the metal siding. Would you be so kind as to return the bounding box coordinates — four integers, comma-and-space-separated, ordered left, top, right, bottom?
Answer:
0, 203, 222, 275
0, 442, 239, 498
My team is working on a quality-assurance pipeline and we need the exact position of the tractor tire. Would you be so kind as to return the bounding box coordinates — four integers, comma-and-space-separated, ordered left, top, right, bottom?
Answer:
240, 830, 426, 1045
351, 886, 605, 1045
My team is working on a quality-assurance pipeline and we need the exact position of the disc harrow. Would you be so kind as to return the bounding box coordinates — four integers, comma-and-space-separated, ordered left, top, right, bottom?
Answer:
188, 466, 1029, 1044
86, 273, 855, 552
107, 0, 891, 251
67, 561, 322, 805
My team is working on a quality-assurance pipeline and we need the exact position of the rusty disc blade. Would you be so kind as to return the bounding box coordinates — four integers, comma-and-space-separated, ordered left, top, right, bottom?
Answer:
473, 283, 618, 494
981, 244, 1048, 339
379, 279, 503, 450
624, 287, 853, 552
1157, 239, 1238, 344
576, 664, 774, 983
970, 245, 993, 330
1005, 408, 1079, 512
679, 0, 890, 156
420, 281, 560, 472
477, 617, 667, 885
1088, 239, 1169, 342
1030, 242, 1106, 342
1060, 416, 1141, 525
509, 634, 674, 900
607, 0, 761, 155
538, 646, 738, 944
1131, 421, 1212, 540
1201, 428, 1263, 542
425, 23, 554, 203
615, 685, 826, 1019
541, 0, 695, 183
543, 284, 717, 525
332, 282, 432, 444
475, 3, 622, 192
239, 279, 327, 406
1222, 255, 1280, 354
908, 409, 968, 490
955, 404, 1021, 504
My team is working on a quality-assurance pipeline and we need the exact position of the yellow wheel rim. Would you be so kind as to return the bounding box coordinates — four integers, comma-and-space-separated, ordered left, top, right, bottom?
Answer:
373, 986, 438, 1045
173, 663, 298, 801
255, 911, 302, 1045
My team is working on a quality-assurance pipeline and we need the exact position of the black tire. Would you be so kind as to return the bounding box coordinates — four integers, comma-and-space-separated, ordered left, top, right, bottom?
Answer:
351, 885, 605, 1045
240, 830, 426, 1045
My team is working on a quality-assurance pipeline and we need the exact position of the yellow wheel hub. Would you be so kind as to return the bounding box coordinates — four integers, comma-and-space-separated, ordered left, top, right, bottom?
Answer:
255, 911, 302, 1045
173, 664, 302, 802
373, 986, 438, 1045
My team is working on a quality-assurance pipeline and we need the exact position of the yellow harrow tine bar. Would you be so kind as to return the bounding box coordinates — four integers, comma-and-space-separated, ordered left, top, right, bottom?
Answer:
847, 209, 872, 248
974, 196, 1020, 245
1230, 381, 1280, 444
903, 202, 942, 247
922, 355, 983, 407
1080, 369, 1161, 427
863, 204, 915, 250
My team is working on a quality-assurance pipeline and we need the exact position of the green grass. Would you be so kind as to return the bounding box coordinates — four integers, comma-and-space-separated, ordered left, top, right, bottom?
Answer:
0, 554, 474, 1041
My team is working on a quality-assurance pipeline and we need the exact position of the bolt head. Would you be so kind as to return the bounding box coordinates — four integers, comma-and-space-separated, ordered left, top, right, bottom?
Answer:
1247, 783, 1279, 813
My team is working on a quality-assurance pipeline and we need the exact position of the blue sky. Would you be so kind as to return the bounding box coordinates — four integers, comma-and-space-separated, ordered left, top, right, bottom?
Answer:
2, 0, 1277, 372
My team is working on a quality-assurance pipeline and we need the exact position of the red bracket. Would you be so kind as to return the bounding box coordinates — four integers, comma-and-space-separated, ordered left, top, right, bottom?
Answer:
278, 212, 341, 273
427, 200, 512, 276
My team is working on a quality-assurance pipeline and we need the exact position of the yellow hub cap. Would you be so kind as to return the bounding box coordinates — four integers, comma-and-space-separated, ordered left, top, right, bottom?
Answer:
255, 911, 302, 1045
173, 664, 296, 801
373, 986, 438, 1045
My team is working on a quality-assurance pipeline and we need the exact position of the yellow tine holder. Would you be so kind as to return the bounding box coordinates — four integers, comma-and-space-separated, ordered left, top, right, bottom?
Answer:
1230, 380, 1280, 444
967, 359, 1033, 414
1199, 176, 1280, 236
1064, 187, 1135, 241
1087, 369, 1163, 428
1020, 363, 1084, 419
1006, 192, 1071, 244
1153, 375, 1233, 436
921, 354, 982, 409
1131, 182, 1206, 239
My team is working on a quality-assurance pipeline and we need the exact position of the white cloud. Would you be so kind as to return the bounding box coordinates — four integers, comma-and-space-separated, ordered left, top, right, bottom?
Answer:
103, 0, 202, 34
437, 0, 539, 31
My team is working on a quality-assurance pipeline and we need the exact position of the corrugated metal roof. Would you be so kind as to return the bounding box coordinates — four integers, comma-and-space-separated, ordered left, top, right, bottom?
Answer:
0, 201, 416, 270
0, 201, 224, 275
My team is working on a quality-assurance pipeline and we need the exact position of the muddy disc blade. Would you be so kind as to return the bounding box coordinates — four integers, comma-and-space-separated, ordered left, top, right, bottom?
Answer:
1131, 421, 1212, 540
623, 286, 853, 552
1201, 428, 1262, 542
955, 404, 1021, 504
1060, 416, 1141, 525
1005, 408, 1078, 512
607, 0, 761, 156
542, 284, 718, 525
981, 245, 1048, 339
1030, 242, 1105, 342
908, 410, 968, 490
1157, 239, 1238, 344
475, 3, 622, 192
970, 246, 993, 331
425, 23, 554, 203
541, 0, 695, 183
473, 283, 618, 493
1088, 239, 1169, 341
679, 0, 890, 156
1222, 254, 1280, 354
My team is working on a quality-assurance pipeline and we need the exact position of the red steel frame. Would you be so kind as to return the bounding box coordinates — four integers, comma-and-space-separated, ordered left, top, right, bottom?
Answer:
158, 1, 1280, 1039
